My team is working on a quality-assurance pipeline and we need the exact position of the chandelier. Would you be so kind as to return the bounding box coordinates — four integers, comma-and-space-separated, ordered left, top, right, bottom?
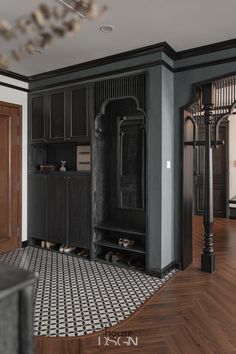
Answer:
0, 0, 108, 70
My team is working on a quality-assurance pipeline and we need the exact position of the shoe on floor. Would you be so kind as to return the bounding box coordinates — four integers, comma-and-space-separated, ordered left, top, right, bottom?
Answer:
41, 240, 45, 248
111, 252, 125, 263
45, 241, 55, 249
59, 244, 66, 252
63, 246, 76, 254
77, 249, 89, 257
105, 251, 113, 262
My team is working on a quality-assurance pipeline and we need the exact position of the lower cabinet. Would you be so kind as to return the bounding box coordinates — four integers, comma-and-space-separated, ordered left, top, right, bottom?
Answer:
47, 175, 67, 244
28, 173, 91, 248
68, 175, 91, 249
28, 174, 47, 240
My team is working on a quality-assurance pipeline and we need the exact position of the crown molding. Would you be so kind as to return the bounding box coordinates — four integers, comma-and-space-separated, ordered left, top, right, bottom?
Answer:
28, 41, 175, 82
0, 80, 29, 92
176, 38, 236, 60
1, 38, 236, 88
0, 69, 29, 82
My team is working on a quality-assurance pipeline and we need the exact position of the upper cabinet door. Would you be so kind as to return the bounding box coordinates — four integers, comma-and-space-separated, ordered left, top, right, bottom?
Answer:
48, 89, 66, 142
30, 94, 46, 143
67, 86, 90, 142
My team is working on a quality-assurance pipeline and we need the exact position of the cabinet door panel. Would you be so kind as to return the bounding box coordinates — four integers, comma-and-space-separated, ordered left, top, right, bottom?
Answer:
28, 174, 46, 240
68, 86, 89, 141
49, 91, 65, 141
68, 175, 91, 248
30, 95, 45, 143
47, 175, 67, 244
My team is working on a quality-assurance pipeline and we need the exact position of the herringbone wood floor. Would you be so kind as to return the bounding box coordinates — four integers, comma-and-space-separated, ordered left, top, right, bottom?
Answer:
36, 217, 236, 354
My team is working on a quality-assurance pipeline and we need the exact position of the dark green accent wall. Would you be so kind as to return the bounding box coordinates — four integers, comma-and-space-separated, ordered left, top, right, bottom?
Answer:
28, 42, 236, 270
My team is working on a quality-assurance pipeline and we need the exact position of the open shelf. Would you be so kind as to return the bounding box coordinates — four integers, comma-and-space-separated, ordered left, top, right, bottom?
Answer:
29, 170, 90, 175
94, 220, 146, 237
95, 239, 145, 254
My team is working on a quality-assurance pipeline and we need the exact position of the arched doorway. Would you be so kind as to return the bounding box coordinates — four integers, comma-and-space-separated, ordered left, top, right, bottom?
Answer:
181, 74, 236, 272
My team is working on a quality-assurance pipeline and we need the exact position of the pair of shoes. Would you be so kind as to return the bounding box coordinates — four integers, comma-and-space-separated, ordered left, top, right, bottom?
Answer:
118, 238, 135, 247
59, 244, 76, 253
112, 252, 126, 263
127, 256, 144, 271
104, 251, 125, 263
77, 249, 89, 257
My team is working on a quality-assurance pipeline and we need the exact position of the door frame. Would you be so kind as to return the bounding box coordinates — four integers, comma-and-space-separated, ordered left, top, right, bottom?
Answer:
0, 101, 22, 248
180, 72, 236, 269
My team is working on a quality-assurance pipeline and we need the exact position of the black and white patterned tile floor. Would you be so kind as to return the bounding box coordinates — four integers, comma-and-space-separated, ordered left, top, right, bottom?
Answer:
0, 247, 177, 337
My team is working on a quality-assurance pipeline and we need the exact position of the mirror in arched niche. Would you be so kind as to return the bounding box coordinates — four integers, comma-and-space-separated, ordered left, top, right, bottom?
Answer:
94, 97, 146, 231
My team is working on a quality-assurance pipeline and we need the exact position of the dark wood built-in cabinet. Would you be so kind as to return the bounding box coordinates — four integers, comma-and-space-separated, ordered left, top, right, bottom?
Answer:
28, 72, 164, 275
47, 174, 67, 243
28, 173, 91, 249
68, 86, 89, 141
28, 82, 92, 252
48, 89, 66, 142
30, 94, 46, 143
30, 85, 90, 144
28, 174, 47, 241
68, 175, 91, 249
93, 97, 147, 271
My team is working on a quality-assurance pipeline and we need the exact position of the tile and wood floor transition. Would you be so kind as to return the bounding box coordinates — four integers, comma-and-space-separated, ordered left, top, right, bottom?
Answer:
1, 216, 236, 353
34, 216, 236, 354
0, 246, 176, 337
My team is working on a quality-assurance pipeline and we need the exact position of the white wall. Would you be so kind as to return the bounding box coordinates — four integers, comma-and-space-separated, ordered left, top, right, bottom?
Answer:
0, 75, 28, 242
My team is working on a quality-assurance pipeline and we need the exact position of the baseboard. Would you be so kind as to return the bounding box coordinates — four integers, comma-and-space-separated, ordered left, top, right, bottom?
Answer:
147, 260, 179, 278
22, 241, 28, 248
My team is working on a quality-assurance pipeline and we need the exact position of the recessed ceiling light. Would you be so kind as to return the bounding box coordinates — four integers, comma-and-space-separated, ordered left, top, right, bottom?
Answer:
100, 25, 115, 33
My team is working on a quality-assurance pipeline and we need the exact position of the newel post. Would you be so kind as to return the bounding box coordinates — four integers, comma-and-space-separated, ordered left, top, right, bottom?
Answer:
201, 83, 215, 273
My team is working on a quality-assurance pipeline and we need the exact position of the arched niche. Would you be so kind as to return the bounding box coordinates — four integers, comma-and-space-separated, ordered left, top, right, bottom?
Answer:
92, 96, 147, 270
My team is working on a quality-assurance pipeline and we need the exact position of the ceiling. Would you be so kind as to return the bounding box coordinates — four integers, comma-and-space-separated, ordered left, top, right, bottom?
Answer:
1, 0, 236, 76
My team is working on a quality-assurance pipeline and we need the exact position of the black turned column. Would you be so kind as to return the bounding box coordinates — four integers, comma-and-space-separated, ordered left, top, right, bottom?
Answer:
201, 83, 215, 273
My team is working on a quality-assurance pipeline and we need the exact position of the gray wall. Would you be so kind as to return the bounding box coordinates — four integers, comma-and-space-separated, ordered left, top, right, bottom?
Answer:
147, 64, 175, 271
30, 42, 236, 271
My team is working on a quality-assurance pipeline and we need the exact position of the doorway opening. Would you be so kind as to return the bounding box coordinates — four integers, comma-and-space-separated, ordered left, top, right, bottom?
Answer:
181, 74, 236, 270
0, 101, 22, 252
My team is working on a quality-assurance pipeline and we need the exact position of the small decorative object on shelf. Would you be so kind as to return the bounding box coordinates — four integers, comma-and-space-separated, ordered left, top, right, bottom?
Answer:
60, 161, 66, 172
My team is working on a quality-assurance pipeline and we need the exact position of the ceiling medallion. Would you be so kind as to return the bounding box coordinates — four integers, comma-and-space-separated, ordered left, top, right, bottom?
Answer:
0, 0, 108, 70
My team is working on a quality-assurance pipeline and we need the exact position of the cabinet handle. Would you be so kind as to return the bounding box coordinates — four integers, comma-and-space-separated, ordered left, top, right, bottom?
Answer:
68, 138, 71, 141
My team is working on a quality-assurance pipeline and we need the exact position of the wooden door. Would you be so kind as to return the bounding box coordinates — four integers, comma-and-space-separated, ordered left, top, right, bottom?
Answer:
67, 175, 91, 249
193, 124, 228, 217
47, 175, 67, 244
0, 102, 22, 252
28, 174, 47, 240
